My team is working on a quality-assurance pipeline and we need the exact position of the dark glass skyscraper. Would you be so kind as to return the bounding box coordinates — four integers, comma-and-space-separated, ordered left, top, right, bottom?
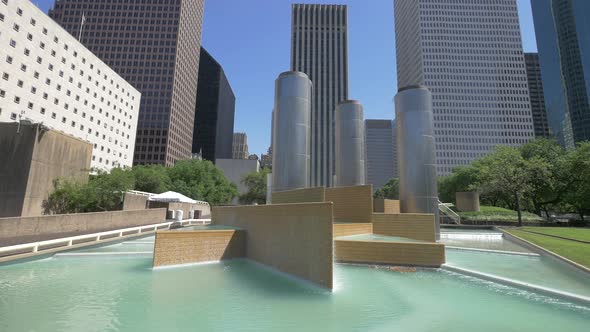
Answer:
49, 0, 205, 165
524, 53, 551, 138
532, 0, 590, 147
192, 48, 235, 163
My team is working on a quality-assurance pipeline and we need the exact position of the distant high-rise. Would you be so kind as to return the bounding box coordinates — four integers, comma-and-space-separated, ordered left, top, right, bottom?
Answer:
532, 0, 590, 147
291, 4, 349, 187
524, 53, 551, 138
394, 0, 534, 175
192, 48, 235, 163
49, 0, 205, 166
365, 120, 396, 192
232, 133, 249, 159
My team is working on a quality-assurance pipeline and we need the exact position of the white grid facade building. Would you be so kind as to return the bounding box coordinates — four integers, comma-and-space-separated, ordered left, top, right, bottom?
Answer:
394, 0, 534, 175
0, 0, 140, 170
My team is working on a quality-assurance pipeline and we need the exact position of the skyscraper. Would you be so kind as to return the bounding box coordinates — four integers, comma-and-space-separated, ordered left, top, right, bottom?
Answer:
291, 4, 349, 187
394, 0, 534, 175
49, 0, 205, 166
365, 120, 396, 192
524, 53, 551, 138
0, 0, 140, 171
192, 48, 235, 163
232, 132, 249, 159
531, 0, 590, 147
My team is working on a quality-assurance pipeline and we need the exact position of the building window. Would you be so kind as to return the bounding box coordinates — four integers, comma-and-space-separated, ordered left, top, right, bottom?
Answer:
0, 13, 4, 21
9, 39, 15, 47
51, 113, 56, 119
0, 89, 4, 98
13, 23, 19, 32
13, 96, 20, 104
5, 56, 12, 64
2, 72, 8, 80
40, 107, 45, 115
30, 18, 36, 26
10, 113, 17, 120
17, 80, 23, 87
16, 7, 22, 15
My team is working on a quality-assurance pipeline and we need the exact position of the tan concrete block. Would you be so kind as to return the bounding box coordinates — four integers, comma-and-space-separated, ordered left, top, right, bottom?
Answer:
373, 199, 400, 213
153, 230, 246, 267
212, 202, 333, 289
271, 187, 326, 204
372, 213, 436, 242
333, 223, 373, 237
334, 240, 445, 267
325, 185, 373, 223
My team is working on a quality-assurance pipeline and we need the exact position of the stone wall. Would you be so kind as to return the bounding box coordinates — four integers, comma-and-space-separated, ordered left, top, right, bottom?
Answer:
334, 240, 445, 267
372, 213, 436, 242
0, 123, 91, 217
212, 203, 333, 289
153, 230, 245, 267
456, 192, 480, 212
325, 185, 373, 223
373, 199, 400, 214
0, 208, 166, 246
147, 201, 211, 219
123, 193, 149, 211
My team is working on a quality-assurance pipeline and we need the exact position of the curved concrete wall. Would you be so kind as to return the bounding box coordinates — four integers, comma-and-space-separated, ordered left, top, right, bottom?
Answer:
335, 100, 365, 187
395, 86, 439, 238
272, 71, 312, 192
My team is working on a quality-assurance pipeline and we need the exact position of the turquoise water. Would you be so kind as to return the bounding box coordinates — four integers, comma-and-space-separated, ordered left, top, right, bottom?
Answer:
1, 255, 589, 332
440, 231, 532, 252
446, 250, 590, 297
336, 234, 423, 243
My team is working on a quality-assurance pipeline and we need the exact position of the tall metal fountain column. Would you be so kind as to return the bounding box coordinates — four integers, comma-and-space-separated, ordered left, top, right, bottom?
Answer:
335, 100, 366, 187
395, 86, 440, 239
271, 71, 312, 192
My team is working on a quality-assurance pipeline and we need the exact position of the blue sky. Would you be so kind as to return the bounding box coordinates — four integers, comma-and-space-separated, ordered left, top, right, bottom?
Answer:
36, 0, 537, 156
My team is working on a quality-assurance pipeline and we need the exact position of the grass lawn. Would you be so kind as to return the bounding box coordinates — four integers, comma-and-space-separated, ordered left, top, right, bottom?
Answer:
504, 229, 590, 269
458, 206, 545, 223
521, 227, 590, 242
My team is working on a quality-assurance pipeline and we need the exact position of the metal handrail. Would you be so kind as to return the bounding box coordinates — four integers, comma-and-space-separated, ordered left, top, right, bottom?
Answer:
438, 200, 461, 224
0, 218, 211, 257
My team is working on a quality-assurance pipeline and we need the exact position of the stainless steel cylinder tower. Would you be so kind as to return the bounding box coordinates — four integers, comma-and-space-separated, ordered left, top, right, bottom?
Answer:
395, 86, 440, 239
272, 71, 312, 192
335, 100, 365, 187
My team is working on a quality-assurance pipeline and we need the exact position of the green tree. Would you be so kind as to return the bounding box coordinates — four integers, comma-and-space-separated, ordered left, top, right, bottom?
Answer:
43, 168, 135, 214
563, 142, 590, 222
88, 168, 135, 211
130, 164, 171, 193
166, 159, 238, 205
519, 138, 568, 217
473, 146, 540, 226
239, 168, 270, 205
437, 166, 480, 203
374, 178, 399, 199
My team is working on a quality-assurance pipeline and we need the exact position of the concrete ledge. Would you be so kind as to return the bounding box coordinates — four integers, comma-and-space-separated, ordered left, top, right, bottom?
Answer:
334, 240, 445, 267
333, 223, 372, 237
373, 213, 436, 242
0, 231, 155, 265
445, 246, 540, 257
213, 203, 334, 289
499, 229, 590, 275
0, 208, 167, 246
442, 264, 590, 306
153, 230, 245, 267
